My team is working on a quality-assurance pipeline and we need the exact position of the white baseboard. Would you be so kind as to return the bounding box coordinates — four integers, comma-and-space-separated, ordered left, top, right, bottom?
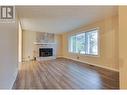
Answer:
37, 56, 56, 61
62, 56, 119, 72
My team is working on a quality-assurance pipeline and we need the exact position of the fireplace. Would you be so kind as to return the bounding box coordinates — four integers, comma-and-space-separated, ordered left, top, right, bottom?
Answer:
34, 42, 56, 60
39, 48, 53, 57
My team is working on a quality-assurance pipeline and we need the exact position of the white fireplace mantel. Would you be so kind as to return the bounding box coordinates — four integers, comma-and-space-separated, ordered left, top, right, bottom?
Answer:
33, 42, 56, 45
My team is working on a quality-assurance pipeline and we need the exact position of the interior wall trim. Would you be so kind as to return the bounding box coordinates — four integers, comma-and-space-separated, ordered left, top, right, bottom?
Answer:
62, 56, 119, 72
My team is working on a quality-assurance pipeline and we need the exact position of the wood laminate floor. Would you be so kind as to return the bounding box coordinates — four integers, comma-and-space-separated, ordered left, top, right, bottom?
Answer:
13, 58, 119, 89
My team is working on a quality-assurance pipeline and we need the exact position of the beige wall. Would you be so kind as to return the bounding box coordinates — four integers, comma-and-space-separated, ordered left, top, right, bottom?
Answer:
119, 6, 127, 89
62, 15, 119, 71
0, 22, 18, 89
22, 30, 36, 61
18, 22, 22, 62
22, 31, 62, 60
55, 34, 63, 57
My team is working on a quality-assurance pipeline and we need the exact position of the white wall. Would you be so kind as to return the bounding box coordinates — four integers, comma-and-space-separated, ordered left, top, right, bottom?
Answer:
0, 22, 18, 89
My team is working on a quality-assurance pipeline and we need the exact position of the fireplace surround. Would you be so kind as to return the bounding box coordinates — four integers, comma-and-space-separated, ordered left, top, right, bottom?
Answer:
34, 42, 56, 61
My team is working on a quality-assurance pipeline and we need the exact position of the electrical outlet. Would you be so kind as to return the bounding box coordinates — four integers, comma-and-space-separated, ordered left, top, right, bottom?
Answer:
28, 56, 30, 58
77, 56, 79, 59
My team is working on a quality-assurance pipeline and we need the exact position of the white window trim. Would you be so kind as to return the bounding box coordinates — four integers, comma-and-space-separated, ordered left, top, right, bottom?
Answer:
68, 27, 100, 57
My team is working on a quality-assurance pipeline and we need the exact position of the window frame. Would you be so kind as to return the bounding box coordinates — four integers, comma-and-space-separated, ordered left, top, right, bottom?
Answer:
68, 27, 100, 57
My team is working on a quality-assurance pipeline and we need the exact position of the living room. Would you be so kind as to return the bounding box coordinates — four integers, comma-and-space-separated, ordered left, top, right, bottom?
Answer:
0, 5, 127, 90
16, 6, 119, 89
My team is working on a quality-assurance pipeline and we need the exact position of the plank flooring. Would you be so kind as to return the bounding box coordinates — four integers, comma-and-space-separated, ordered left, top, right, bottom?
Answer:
13, 58, 119, 89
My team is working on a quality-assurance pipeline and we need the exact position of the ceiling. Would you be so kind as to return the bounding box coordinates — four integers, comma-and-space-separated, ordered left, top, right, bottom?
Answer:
16, 6, 118, 34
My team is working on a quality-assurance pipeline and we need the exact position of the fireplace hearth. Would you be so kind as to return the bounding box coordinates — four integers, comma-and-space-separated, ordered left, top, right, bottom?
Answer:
39, 48, 53, 57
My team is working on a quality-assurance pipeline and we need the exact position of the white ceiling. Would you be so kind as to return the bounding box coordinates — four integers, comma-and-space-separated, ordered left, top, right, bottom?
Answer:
16, 6, 118, 34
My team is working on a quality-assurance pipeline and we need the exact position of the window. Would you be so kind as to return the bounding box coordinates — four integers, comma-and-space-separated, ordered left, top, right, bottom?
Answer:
69, 29, 99, 55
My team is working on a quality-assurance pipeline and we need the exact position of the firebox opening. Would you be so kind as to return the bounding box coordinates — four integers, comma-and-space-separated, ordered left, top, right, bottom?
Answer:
39, 48, 53, 57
